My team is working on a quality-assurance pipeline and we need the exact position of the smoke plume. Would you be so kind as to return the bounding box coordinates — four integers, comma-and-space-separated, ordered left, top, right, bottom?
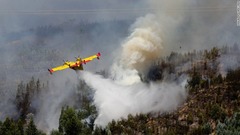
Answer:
1, 0, 239, 133
80, 14, 188, 127
111, 14, 163, 85
148, 0, 239, 52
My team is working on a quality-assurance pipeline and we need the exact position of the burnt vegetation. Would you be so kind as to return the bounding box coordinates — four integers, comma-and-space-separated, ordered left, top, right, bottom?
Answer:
0, 20, 240, 134
1, 44, 240, 134
0, 45, 239, 135
91, 46, 240, 135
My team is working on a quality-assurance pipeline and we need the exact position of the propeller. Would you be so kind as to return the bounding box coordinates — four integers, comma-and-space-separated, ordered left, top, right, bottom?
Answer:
75, 56, 81, 62
63, 60, 69, 63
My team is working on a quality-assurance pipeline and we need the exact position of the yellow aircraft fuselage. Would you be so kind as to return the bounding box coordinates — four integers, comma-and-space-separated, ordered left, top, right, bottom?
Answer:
48, 52, 101, 74
66, 59, 84, 70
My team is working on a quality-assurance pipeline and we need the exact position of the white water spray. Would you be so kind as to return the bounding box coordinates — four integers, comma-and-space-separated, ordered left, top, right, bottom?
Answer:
80, 14, 188, 127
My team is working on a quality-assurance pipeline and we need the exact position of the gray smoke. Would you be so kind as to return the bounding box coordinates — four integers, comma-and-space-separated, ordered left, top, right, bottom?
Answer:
34, 72, 79, 132
79, 0, 240, 127
219, 44, 240, 76
148, 0, 239, 53
0, 0, 239, 133
80, 14, 188, 127
111, 14, 163, 84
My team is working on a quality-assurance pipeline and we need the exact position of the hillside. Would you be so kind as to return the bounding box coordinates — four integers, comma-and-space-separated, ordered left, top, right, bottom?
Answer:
92, 46, 240, 135
94, 68, 240, 135
1, 46, 240, 135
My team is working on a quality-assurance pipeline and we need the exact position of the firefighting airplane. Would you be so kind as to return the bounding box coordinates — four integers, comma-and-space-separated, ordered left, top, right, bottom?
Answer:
48, 52, 101, 74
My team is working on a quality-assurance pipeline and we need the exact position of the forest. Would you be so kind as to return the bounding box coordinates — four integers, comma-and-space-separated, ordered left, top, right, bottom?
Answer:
0, 0, 239, 134
0, 43, 240, 134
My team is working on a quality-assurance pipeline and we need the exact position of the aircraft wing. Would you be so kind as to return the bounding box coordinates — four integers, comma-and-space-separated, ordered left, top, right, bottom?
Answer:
48, 61, 76, 74
48, 52, 101, 74
82, 52, 101, 64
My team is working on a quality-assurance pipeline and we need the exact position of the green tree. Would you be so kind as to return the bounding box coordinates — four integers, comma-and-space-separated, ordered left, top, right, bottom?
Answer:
58, 107, 65, 133
15, 78, 45, 120
26, 118, 45, 135
26, 118, 38, 135
93, 126, 106, 135
190, 123, 212, 135
216, 112, 240, 135
0, 117, 21, 135
188, 66, 201, 89
226, 68, 240, 83
204, 47, 220, 61
58, 107, 82, 135
50, 130, 63, 135
207, 104, 226, 121
36, 79, 41, 94
17, 119, 24, 135
213, 74, 223, 84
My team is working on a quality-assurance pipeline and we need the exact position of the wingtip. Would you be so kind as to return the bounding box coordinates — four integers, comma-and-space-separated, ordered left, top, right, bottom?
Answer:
48, 69, 53, 75
97, 52, 101, 57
